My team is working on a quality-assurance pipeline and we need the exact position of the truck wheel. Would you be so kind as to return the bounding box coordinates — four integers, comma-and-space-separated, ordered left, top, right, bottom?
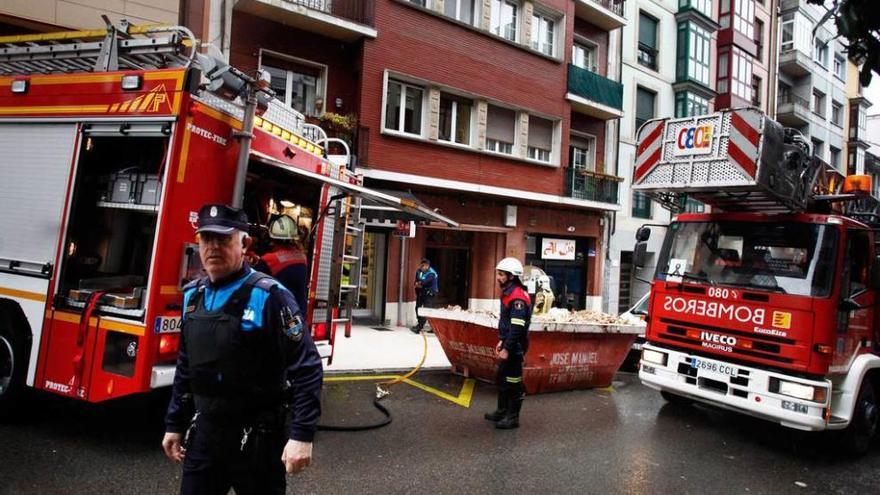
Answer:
661, 390, 693, 406
0, 322, 28, 422
841, 380, 878, 456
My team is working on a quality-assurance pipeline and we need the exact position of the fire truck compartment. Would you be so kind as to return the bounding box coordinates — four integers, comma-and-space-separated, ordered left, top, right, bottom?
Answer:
57, 134, 169, 319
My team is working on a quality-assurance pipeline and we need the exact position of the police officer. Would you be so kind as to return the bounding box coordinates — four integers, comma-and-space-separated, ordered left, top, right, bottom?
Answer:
259, 215, 309, 313
484, 257, 531, 429
411, 258, 438, 333
162, 204, 323, 495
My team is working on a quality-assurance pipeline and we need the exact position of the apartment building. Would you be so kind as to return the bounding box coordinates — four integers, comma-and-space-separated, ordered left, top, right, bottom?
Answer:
0, 0, 176, 33
776, 0, 847, 172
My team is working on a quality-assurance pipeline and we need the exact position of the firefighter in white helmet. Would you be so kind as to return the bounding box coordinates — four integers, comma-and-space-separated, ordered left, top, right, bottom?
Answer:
533, 275, 554, 315
485, 257, 532, 429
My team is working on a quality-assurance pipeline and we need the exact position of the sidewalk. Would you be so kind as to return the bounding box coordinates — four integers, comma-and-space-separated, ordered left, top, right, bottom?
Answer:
323, 323, 452, 373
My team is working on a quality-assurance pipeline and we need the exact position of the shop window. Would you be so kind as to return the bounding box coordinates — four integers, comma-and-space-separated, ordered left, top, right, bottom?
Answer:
384, 79, 424, 135
439, 93, 473, 145
486, 105, 516, 155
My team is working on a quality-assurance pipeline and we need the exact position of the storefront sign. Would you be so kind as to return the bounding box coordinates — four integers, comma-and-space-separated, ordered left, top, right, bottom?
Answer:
393, 220, 416, 238
541, 238, 576, 260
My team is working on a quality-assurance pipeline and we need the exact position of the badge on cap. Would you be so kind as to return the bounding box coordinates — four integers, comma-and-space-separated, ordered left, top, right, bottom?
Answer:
210, 206, 218, 217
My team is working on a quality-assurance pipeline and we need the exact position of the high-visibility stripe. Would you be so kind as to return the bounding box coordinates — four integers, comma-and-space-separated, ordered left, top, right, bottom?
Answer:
0, 287, 47, 302
505, 376, 522, 383
176, 116, 194, 183
0, 105, 109, 114
637, 120, 664, 156
728, 142, 757, 177
731, 112, 760, 146
51, 311, 145, 336
510, 318, 526, 326
633, 147, 662, 183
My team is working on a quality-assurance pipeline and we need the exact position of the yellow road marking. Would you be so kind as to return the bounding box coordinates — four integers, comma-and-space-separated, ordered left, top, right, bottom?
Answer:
0, 287, 47, 302
325, 374, 476, 408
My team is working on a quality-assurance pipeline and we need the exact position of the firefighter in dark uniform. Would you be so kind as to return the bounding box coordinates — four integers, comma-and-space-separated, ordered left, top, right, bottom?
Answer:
484, 257, 531, 429
161, 204, 323, 495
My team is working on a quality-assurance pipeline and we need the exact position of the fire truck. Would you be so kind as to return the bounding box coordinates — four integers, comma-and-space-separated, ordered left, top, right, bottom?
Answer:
0, 22, 456, 419
633, 107, 880, 454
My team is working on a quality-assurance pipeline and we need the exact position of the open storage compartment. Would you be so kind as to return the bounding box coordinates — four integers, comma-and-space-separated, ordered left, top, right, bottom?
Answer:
57, 129, 170, 320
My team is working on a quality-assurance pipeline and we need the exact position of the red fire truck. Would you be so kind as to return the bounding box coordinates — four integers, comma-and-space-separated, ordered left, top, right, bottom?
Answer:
633, 108, 880, 454
0, 22, 455, 419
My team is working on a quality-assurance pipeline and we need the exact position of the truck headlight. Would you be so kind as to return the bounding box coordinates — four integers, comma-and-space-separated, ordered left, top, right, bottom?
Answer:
642, 348, 668, 366
771, 377, 827, 402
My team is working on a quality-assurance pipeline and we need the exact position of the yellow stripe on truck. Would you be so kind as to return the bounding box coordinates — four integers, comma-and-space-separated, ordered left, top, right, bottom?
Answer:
0, 287, 47, 303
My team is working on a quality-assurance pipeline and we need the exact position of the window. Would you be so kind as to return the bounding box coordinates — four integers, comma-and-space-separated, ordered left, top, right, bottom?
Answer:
438, 93, 473, 145
811, 138, 823, 158
444, 0, 476, 24
679, 0, 713, 19
831, 101, 843, 127
572, 43, 596, 71
751, 75, 762, 107
635, 86, 656, 130
261, 56, 324, 117
813, 38, 828, 68
720, 0, 754, 38
830, 146, 841, 169
721, 47, 753, 100
531, 13, 555, 56
717, 50, 729, 93
632, 192, 653, 219
491, 0, 518, 41
527, 116, 554, 162
570, 135, 596, 171
407, 0, 428, 6
834, 54, 845, 80
638, 13, 659, 71
675, 91, 709, 117
384, 80, 424, 135
755, 18, 764, 62
780, 13, 794, 51
812, 89, 825, 117
486, 105, 516, 155
676, 22, 711, 86
685, 198, 705, 213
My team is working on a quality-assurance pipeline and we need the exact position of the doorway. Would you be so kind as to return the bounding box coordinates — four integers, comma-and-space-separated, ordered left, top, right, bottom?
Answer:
353, 231, 387, 323
425, 229, 472, 308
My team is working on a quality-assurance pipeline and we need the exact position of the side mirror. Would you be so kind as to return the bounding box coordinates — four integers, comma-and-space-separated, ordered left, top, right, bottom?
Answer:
634, 241, 648, 268
636, 226, 652, 242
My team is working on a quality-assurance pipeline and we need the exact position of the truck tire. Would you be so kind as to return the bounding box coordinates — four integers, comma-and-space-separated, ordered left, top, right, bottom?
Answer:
0, 318, 28, 422
660, 390, 694, 406
841, 380, 878, 456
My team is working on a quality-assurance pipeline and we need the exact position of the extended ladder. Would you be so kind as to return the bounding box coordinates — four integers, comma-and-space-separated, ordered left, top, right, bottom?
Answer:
326, 195, 366, 340
0, 18, 195, 75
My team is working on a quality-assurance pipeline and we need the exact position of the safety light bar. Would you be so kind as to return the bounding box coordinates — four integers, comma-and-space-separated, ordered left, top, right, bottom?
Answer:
843, 174, 872, 195
10, 79, 28, 93
121, 74, 142, 90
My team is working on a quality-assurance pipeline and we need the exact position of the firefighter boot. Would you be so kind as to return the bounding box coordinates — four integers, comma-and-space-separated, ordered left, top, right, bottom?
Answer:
484, 389, 509, 422
495, 390, 523, 429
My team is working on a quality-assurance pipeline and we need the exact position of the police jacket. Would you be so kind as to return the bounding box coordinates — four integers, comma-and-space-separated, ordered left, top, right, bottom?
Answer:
164, 266, 323, 442
415, 267, 439, 295
499, 281, 532, 354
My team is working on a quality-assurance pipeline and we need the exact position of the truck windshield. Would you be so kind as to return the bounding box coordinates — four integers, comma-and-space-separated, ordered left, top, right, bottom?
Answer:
655, 221, 838, 297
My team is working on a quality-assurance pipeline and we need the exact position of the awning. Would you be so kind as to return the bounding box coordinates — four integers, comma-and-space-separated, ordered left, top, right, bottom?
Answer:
360, 188, 444, 224
251, 151, 459, 227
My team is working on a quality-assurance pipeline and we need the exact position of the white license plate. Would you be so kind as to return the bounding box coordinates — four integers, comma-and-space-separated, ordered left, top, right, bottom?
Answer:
154, 316, 182, 333
691, 357, 738, 378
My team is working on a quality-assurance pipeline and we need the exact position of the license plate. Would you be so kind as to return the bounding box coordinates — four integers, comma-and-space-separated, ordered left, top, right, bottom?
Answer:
691, 357, 738, 378
154, 316, 182, 333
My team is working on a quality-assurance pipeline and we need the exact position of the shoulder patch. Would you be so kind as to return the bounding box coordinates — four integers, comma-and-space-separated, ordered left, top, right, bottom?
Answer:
512, 300, 528, 311
280, 306, 304, 342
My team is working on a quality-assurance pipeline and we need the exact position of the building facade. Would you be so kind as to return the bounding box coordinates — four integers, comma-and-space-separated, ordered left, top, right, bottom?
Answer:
0, 0, 176, 34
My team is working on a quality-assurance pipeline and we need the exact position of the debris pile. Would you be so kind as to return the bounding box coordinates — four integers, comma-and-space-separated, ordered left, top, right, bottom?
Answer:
442, 305, 630, 325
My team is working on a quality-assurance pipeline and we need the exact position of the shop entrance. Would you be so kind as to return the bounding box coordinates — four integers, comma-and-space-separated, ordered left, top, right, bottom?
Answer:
425, 229, 472, 309
353, 231, 387, 324
525, 235, 594, 311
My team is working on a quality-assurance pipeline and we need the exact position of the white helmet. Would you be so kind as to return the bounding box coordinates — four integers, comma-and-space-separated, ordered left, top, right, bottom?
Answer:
538, 275, 551, 289
269, 215, 300, 240
495, 257, 524, 277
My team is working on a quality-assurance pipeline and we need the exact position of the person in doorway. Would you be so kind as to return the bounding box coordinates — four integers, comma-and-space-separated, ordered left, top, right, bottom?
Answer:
411, 258, 438, 333
259, 215, 309, 313
533, 275, 554, 315
162, 204, 322, 495
485, 257, 532, 429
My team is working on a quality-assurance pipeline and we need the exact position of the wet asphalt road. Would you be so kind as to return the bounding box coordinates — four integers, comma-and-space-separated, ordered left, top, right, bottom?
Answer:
1, 371, 878, 495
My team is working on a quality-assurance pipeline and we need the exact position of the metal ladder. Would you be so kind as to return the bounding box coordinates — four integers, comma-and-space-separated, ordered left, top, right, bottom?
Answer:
0, 18, 195, 75
326, 195, 366, 340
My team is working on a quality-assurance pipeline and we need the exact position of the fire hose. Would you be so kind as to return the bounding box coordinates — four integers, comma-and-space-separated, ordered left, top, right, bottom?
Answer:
317, 330, 428, 432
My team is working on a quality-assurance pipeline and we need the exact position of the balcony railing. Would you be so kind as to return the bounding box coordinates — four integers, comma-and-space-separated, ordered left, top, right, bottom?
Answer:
566, 168, 622, 204
567, 64, 623, 111
283, 0, 375, 25
586, 0, 625, 17
779, 92, 810, 110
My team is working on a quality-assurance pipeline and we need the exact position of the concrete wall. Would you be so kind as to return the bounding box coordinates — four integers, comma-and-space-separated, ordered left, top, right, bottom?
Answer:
1, 0, 177, 30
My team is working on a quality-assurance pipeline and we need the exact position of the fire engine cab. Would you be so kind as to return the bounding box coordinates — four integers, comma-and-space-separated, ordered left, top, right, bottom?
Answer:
633, 107, 880, 454
0, 22, 456, 419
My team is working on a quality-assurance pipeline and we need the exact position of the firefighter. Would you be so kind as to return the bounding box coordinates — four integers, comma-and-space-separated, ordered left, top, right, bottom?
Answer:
485, 257, 532, 429
259, 215, 309, 313
411, 258, 439, 333
162, 204, 322, 495
533, 275, 554, 315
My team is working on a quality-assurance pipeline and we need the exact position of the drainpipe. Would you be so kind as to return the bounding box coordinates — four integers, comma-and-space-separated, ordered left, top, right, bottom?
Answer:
397, 237, 406, 327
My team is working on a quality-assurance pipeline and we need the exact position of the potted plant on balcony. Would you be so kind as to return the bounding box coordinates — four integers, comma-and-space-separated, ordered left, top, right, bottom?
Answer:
318, 112, 358, 145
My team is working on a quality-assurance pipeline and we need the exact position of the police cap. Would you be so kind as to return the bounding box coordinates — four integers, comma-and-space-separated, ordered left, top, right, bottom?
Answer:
196, 204, 249, 234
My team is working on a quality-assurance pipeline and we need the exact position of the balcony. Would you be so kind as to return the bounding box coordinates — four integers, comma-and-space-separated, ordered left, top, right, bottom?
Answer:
778, 48, 813, 77
574, 0, 626, 30
566, 64, 624, 120
235, 0, 377, 42
776, 93, 811, 127
566, 168, 622, 205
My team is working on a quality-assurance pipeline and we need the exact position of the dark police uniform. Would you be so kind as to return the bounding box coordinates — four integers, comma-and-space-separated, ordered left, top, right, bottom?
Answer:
413, 264, 438, 332
165, 205, 322, 495
490, 281, 531, 428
